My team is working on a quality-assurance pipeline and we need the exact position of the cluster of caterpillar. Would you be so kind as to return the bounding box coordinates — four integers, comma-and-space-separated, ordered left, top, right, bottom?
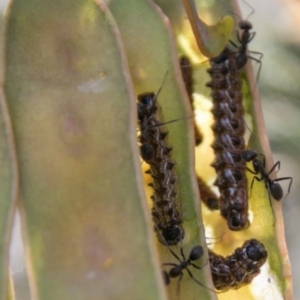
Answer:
209, 239, 268, 291
137, 90, 184, 246
206, 47, 250, 231
137, 11, 274, 292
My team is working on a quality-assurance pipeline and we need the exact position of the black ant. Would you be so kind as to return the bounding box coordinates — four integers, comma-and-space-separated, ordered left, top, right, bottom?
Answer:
163, 245, 213, 294
242, 149, 293, 201
226, 0, 263, 79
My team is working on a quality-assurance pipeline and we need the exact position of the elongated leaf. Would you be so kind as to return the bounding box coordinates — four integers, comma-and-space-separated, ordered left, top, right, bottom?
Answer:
181, 0, 233, 57
7, 272, 15, 300
109, 0, 217, 299
0, 52, 18, 300
3, 0, 166, 299
189, 1, 292, 299
153, 0, 292, 298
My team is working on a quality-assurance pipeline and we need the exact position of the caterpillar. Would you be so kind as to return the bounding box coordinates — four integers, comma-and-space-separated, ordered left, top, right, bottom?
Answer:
197, 176, 219, 210
206, 47, 249, 230
209, 239, 268, 291
179, 55, 203, 146
137, 90, 184, 245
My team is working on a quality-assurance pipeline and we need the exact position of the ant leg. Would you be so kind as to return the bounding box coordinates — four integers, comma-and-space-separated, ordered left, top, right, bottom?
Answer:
284, 177, 293, 194
190, 258, 208, 270
265, 186, 277, 226
168, 248, 182, 263
248, 31, 256, 43
249, 176, 262, 197
273, 177, 293, 199
248, 50, 264, 61
190, 263, 201, 270
236, 30, 242, 44
180, 247, 187, 262
268, 161, 280, 176
246, 166, 258, 175
162, 263, 178, 267
256, 153, 265, 165
176, 272, 183, 296
229, 38, 239, 49
250, 176, 263, 187
185, 268, 215, 292
247, 55, 262, 82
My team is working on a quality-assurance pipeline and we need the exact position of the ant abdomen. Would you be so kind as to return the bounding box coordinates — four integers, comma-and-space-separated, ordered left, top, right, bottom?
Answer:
190, 245, 204, 260
269, 182, 283, 201
236, 55, 248, 71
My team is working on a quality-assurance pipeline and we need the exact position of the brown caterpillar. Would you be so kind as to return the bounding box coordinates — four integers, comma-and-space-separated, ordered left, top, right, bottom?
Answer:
209, 239, 268, 291
179, 55, 203, 146
206, 47, 249, 230
197, 176, 219, 210
137, 90, 184, 245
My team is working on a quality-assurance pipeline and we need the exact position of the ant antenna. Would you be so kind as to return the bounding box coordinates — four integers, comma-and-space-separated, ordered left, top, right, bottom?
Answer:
241, 0, 255, 20
218, 0, 254, 21
217, 0, 242, 22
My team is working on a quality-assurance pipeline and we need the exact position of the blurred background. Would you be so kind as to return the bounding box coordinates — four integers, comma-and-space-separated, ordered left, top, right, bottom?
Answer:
3, 0, 300, 299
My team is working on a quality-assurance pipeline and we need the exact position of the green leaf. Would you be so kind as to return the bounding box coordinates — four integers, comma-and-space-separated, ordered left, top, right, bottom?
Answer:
109, 0, 217, 299
181, 0, 233, 57
3, 0, 166, 299
0, 64, 17, 300
7, 273, 15, 300
153, 0, 292, 298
